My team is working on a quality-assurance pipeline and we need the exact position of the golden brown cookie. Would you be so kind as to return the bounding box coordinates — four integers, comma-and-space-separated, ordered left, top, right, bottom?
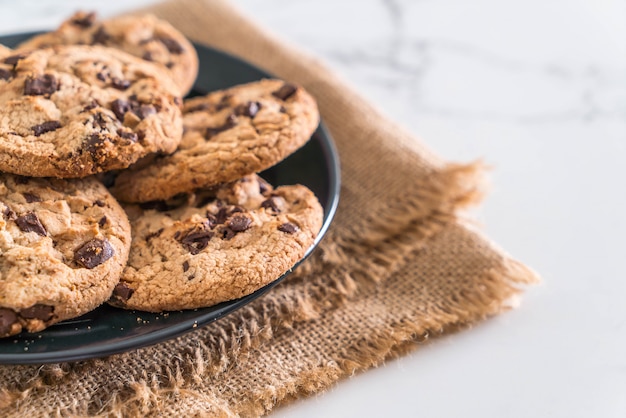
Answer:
0, 45, 182, 178
0, 174, 131, 338
109, 175, 323, 312
110, 79, 319, 202
17, 12, 198, 95
0, 44, 12, 58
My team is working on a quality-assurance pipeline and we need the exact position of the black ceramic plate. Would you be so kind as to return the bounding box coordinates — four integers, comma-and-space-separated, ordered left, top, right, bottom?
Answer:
0, 33, 340, 364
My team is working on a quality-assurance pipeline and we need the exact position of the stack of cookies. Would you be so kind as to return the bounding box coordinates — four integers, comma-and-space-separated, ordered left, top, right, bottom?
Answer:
0, 12, 323, 338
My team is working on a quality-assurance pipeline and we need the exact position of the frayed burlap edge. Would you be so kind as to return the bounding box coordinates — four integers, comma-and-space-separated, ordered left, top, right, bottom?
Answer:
239, 247, 539, 417
0, 0, 540, 415
87, 236, 538, 418
0, 161, 493, 417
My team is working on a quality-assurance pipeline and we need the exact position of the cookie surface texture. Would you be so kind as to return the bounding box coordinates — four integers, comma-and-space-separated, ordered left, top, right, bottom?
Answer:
17, 12, 198, 95
0, 174, 131, 337
110, 79, 319, 202
0, 44, 12, 57
110, 175, 323, 312
0, 45, 182, 178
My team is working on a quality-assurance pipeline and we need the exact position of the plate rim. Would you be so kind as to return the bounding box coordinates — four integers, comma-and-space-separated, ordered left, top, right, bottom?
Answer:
0, 34, 340, 364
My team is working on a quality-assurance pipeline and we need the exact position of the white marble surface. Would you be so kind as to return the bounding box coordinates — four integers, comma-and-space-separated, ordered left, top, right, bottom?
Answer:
1, 1, 625, 417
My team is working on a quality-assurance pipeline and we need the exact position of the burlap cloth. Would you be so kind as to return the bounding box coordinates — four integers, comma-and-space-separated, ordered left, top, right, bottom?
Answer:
0, 1, 540, 416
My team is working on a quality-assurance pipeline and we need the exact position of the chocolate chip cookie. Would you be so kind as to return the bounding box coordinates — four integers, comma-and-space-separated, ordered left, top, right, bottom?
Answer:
0, 45, 182, 178
17, 12, 199, 95
109, 175, 323, 312
0, 174, 131, 338
110, 79, 319, 202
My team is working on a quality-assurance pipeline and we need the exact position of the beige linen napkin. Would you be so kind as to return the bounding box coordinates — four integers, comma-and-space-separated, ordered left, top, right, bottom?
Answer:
0, 1, 539, 416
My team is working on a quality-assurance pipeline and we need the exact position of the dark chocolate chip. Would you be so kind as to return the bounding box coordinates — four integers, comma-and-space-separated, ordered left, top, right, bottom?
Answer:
86, 132, 104, 149
85, 133, 107, 160
165, 62, 174, 69
83, 100, 99, 111
182, 260, 190, 272
145, 228, 164, 241
74, 238, 114, 269
278, 222, 299, 234
178, 226, 214, 255
142, 51, 153, 61
205, 114, 237, 140
279, 106, 287, 113
117, 130, 138, 142
94, 200, 106, 207
157, 37, 184, 54
133, 105, 156, 120
16, 212, 47, 236
260, 197, 281, 213
4, 209, 15, 220
0, 308, 18, 336
111, 77, 130, 90
258, 178, 271, 195
234, 101, 261, 118
14, 176, 29, 185
0, 68, 13, 81
20, 304, 54, 321
3, 54, 26, 65
214, 94, 233, 111
96, 71, 107, 82
110, 99, 131, 121
98, 216, 107, 227
93, 112, 109, 129
32, 120, 61, 137
226, 214, 252, 232
205, 213, 218, 228
92, 26, 110, 45
272, 83, 298, 101
215, 207, 229, 224
71, 12, 96, 28
185, 103, 212, 113
221, 227, 236, 240
112, 282, 134, 302
214, 205, 244, 225
24, 74, 58, 96
2, 204, 14, 219
23, 193, 41, 203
